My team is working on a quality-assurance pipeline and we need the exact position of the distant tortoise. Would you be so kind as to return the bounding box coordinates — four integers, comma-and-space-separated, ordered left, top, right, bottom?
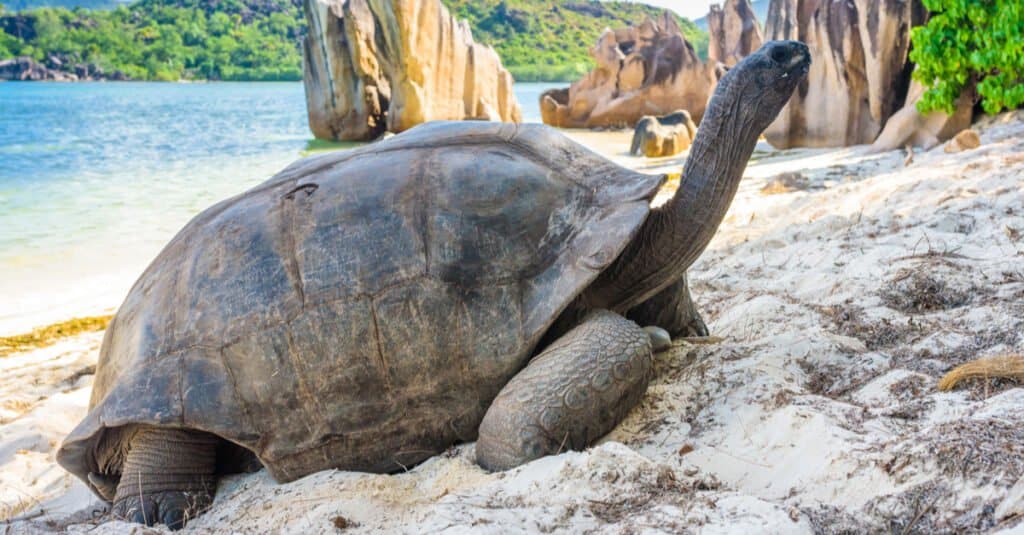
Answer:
58, 41, 810, 529
630, 110, 698, 157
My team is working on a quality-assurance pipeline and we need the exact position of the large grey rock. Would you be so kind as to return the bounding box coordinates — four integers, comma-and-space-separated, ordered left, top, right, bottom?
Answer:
540, 12, 715, 128
707, 0, 764, 67
763, 0, 926, 148
0, 56, 77, 81
630, 110, 698, 157
869, 77, 975, 152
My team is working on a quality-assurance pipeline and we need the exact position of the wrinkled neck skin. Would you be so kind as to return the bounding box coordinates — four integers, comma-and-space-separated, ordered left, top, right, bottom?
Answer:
583, 75, 762, 312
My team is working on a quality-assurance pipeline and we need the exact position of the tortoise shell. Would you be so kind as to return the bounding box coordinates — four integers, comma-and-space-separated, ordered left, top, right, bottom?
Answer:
58, 121, 664, 492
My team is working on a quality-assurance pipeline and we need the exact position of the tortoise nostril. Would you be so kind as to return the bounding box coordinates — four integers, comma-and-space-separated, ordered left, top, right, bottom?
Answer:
770, 46, 789, 64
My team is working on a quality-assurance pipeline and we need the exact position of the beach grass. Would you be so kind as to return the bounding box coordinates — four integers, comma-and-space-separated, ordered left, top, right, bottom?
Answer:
0, 315, 112, 358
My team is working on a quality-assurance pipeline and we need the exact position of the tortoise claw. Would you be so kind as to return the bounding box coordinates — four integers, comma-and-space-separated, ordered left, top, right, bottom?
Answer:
643, 326, 672, 351
113, 491, 199, 530
683, 312, 710, 338
87, 472, 118, 502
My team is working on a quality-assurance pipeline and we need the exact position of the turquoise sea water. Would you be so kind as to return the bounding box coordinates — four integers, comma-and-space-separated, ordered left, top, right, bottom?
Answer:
0, 81, 562, 333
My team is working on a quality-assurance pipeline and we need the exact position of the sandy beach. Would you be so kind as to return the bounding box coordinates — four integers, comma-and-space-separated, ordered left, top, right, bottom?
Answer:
3, 112, 1024, 533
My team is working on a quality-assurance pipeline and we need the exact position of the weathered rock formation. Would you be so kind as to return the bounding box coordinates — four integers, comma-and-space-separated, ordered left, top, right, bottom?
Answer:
630, 110, 697, 157
944, 129, 980, 153
869, 78, 975, 152
0, 57, 78, 81
707, 0, 764, 67
539, 12, 715, 129
763, 0, 927, 148
303, 0, 522, 141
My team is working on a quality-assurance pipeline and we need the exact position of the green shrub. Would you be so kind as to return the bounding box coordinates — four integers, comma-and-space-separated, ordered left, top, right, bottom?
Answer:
911, 0, 1024, 115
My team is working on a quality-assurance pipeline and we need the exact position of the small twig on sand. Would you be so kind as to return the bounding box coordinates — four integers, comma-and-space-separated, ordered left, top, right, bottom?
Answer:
3, 509, 44, 524
901, 493, 938, 535
138, 472, 147, 527
680, 336, 725, 345
938, 355, 1024, 391
1, 487, 48, 523
555, 432, 570, 455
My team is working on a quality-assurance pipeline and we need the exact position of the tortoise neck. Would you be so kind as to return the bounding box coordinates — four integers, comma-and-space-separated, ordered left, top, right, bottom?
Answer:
662, 94, 760, 269
585, 82, 759, 312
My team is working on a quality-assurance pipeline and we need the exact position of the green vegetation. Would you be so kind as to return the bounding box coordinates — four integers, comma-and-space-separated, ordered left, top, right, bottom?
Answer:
0, 315, 111, 357
1, 0, 707, 82
442, 0, 708, 82
911, 0, 1024, 115
0, 0, 305, 80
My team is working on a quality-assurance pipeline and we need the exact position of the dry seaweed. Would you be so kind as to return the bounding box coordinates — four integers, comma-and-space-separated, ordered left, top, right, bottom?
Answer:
880, 271, 970, 314
0, 316, 111, 358
819, 303, 924, 350
938, 355, 1024, 391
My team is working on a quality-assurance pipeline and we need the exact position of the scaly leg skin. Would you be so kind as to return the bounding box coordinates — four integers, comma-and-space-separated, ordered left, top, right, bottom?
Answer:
112, 426, 218, 530
625, 272, 709, 338
476, 310, 652, 471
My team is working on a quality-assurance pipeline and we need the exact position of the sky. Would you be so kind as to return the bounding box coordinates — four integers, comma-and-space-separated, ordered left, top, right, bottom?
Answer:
617, 0, 718, 21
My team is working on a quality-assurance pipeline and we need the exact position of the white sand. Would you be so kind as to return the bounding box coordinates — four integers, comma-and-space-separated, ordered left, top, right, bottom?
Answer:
3, 113, 1024, 534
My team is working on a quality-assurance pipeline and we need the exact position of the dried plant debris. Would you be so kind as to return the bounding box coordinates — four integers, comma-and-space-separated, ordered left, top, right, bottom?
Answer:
888, 374, 929, 402
938, 354, 1024, 391
577, 465, 689, 524
809, 484, 1009, 535
864, 482, 1000, 535
760, 172, 819, 194
820, 304, 923, 350
0, 315, 111, 357
880, 270, 971, 313
907, 330, 1024, 391
894, 419, 1024, 488
800, 503, 874, 535
799, 360, 862, 399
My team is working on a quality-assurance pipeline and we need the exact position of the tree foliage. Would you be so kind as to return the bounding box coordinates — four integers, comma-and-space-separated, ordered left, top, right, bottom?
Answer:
911, 0, 1024, 115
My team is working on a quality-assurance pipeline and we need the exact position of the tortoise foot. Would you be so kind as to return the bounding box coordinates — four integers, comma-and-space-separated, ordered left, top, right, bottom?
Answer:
477, 310, 652, 471
113, 489, 210, 530
111, 426, 218, 530
626, 272, 710, 338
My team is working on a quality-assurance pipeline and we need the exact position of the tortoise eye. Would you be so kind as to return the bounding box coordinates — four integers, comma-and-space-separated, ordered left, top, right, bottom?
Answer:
770, 46, 789, 64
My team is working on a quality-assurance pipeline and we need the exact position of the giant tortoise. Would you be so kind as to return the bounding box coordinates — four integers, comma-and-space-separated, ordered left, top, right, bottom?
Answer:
58, 41, 810, 529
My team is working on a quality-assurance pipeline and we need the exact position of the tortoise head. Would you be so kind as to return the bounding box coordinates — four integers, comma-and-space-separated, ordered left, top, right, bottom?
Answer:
710, 40, 810, 134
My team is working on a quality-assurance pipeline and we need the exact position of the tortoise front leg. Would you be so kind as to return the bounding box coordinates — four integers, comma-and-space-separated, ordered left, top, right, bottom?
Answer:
476, 310, 652, 471
112, 426, 218, 530
626, 272, 709, 338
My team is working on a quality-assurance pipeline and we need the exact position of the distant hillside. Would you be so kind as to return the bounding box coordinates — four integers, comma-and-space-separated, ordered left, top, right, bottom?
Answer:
693, 0, 768, 31
0, 0, 305, 80
441, 0, 709, 81
1, 0, 708, 82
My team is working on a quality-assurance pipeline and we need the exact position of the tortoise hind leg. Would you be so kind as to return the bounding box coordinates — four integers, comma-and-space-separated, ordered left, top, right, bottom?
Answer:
476, 310, 652, 471
626, 272, 709, 338
112, 426, 218, 530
